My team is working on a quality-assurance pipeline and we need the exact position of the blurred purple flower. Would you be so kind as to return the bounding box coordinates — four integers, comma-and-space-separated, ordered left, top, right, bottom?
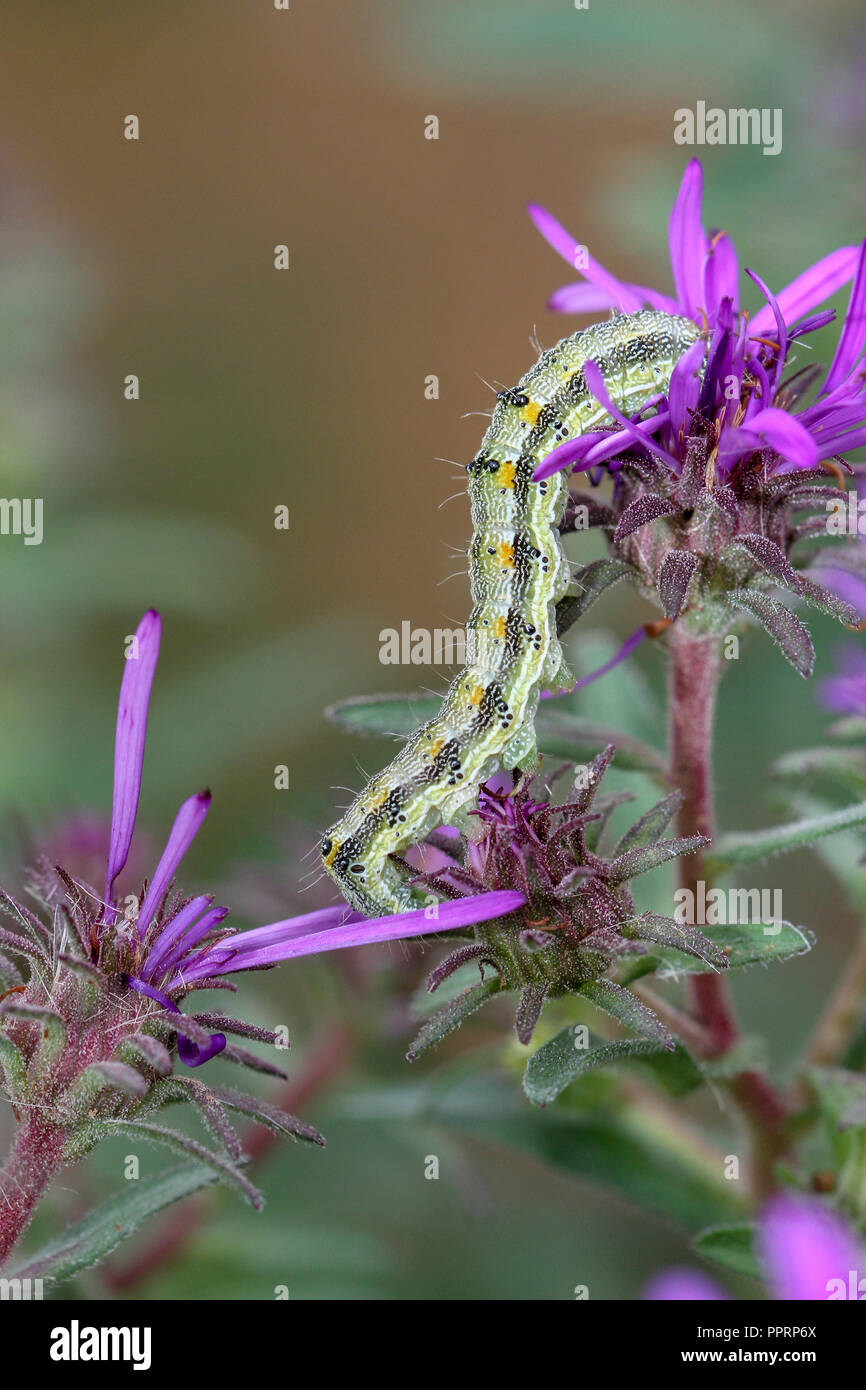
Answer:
819, 645, 866, 717
645, 1194, 865, 1301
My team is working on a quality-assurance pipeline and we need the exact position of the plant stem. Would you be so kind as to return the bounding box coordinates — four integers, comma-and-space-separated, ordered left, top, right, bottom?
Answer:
668, 623, 788, 1195
0, 1112, 66, 1269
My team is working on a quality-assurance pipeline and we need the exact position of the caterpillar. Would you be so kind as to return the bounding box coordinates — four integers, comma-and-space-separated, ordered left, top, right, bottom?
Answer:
322, 309, 701, 917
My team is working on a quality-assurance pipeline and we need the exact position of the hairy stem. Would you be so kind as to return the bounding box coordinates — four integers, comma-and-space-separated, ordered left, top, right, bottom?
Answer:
0, 1112, 66, 1269
668, 623, 788, 1195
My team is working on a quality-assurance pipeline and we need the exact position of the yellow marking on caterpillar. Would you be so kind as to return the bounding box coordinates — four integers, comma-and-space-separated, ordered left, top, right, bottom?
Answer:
498, 461, 517, 489
496, 541, 515, 568
492, 616, 507, 641
519, 400, 542, 427
427, 737, 445, 759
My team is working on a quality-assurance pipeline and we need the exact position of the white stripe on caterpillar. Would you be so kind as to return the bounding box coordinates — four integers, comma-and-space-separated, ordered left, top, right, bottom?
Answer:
322, 310, 700, 916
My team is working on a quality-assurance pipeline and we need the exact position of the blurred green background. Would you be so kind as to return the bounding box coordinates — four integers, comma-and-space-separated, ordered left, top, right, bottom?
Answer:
0, 0, 865, 1299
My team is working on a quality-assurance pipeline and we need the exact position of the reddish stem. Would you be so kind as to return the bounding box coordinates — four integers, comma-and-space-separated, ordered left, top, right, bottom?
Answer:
667, 623, 788, 1194
0, 1112, 66, 1269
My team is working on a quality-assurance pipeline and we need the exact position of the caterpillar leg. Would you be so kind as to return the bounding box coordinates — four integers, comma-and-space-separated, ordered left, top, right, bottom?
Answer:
540, 634, 575, 695
501, 721, 539, 775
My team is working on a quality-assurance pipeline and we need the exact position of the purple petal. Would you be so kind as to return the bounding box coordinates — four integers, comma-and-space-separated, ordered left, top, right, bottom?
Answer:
533, 433, 601, 482
759, 1194, 865, 1301
167, 890, 527, 985
789, 308, 837, 340
822, 239, 866, 395
582, 361, 680, 471
136, 790, 211, 939
719, 408, 819, 471
703, 230, 738, 316
644, 1268, 727, 1301
142, 893, 212, 980
528, 203, 642, 314
668, 160, 707, 319
105, 610, 161, 908
178, 1032, 226, 1067
125, 974, 226, 1067
542, 626, 647, 699
548, 282, 618, 315
818, 566, 866, 620
746, 267, 788, 393
750, 246, 859, 338
150, 905, 230, 979
668, 337, 707, 440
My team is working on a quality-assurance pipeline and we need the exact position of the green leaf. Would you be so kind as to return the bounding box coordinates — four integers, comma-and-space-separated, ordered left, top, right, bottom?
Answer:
694, 1223, 761, 1280
406, 976, 501, 1060
579, 978, 673, 1047
618, 920, 813, 979
613, 791, 682, 855
524, 1034, 664, 1105
101, 1118, 263, 1208
326, 693, 666, 775
621, 913, 728, 969
11, 1163, 222, 1286
523, 1029, 702, 1105
708, 802, 866, 870
208, 1084, 325, 1145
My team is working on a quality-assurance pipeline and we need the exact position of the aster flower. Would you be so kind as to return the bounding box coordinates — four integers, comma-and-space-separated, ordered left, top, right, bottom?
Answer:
645, 1194, 866, 1301
527, 162, 866, 683
397, 746, 724, 1056
0, 610, 524, 1267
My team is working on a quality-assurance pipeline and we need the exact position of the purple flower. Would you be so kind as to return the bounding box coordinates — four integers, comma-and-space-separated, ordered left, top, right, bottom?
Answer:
400, 748, 719, 1051
1, 612, 525, 1079
530, 161, 865, 485
645, 1194, 865, 1300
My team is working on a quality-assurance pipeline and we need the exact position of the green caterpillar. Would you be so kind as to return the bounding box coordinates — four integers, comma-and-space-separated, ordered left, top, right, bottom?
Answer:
323, 310, 700, 916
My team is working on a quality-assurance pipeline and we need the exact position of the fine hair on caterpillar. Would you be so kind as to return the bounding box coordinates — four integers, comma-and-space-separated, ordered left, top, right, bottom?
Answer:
322, 309, 701, 917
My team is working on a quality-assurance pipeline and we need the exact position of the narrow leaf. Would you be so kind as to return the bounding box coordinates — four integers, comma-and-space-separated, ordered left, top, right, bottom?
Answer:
524, 1033, 666, 1105
657, 550, 699, 620
709, 801, 866, 868
579, 978, 674, 1048
614, 496, 678, 543
407, 976, 501, 1060
613, 791, 683, 855
209, 1083, 325, 1145
11, 1163, 222, 1286
101, 1118, 263, 1208
724, 588, 814, 677
621, 913, 728, 969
